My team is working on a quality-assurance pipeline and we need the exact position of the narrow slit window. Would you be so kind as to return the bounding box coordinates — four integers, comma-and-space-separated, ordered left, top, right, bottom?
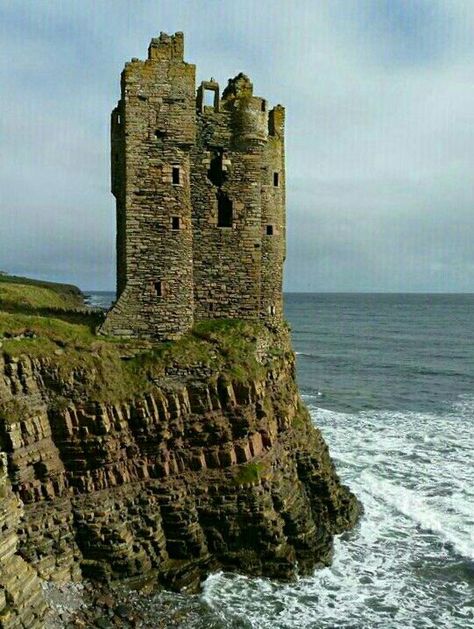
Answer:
217, 192, 233, 227
273, 172, 279, 187
261, 100, 266, 112
172, 167, 180, 185
266, 224, 274, 236
154, 281, 163, 297
171, 216, 180, 230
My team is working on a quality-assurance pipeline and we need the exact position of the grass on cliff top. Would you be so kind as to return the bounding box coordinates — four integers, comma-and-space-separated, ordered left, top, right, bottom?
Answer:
0, 273, 83, 310
0, 276, 268, 403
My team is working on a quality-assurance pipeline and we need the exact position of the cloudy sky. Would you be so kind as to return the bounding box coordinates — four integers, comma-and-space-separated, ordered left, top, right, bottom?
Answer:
1, 0, 473, 291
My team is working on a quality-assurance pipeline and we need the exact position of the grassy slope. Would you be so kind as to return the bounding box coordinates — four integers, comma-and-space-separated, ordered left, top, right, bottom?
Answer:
0, 275, 270, 404
0, 274, 83, 309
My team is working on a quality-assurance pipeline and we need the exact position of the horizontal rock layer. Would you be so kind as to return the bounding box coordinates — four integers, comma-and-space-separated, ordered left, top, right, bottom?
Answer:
0, 326, 360, 626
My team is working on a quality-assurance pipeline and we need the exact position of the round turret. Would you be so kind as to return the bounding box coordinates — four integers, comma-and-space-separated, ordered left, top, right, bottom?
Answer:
222, 74, 268, 147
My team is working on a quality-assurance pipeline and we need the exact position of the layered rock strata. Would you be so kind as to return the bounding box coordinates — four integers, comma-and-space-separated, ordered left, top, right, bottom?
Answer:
0, 452, 48, 628
0, 325, 360, 625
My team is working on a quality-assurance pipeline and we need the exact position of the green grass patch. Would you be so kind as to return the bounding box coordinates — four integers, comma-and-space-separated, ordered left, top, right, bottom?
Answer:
0, 278, 276, 404
233, 461, 268, 486
0, 273, 82, 301
0, 282, 82, 311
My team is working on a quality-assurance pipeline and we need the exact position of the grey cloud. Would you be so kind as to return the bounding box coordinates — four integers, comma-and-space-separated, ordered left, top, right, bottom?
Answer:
0, 0, 473, 291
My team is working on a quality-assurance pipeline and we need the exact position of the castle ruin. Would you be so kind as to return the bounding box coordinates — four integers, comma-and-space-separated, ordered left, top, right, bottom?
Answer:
102, 32, 285, 339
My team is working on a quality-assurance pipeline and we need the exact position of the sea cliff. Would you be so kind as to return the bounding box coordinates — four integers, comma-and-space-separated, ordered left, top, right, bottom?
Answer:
0, 276, 360, 627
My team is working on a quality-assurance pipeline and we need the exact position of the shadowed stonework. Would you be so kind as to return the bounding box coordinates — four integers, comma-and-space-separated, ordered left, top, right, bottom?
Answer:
101, 32, 285, 340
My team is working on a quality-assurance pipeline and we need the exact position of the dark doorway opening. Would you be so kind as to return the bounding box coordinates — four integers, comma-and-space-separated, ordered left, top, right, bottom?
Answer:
207, 150, 227, 187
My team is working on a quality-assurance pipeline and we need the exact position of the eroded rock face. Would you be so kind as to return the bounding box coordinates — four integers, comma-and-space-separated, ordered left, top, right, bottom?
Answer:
0, 452, 48, 628
0, 327, 360, 621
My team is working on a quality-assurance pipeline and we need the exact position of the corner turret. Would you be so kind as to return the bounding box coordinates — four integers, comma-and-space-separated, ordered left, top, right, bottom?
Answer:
222, 73, 269, 147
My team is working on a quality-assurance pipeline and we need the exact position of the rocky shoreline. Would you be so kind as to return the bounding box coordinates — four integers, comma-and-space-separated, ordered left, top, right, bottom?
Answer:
43, 578, 232, 628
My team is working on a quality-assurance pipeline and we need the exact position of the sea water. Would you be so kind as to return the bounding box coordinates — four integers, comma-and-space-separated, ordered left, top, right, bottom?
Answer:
85, 292, 474, 628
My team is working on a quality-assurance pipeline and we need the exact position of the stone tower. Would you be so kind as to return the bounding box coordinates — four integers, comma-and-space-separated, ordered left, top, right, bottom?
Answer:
101, 33, 285, 340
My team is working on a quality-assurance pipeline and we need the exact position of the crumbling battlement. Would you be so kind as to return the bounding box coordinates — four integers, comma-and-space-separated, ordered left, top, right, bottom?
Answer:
102, 32, 286, 340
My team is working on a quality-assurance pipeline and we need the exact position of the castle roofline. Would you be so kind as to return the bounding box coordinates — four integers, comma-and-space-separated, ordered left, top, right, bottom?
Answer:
222, 73, 253, 100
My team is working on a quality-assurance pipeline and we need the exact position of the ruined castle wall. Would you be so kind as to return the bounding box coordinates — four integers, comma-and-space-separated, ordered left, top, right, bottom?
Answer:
102, 34, 286, 339
102, 33, 196, 339
260, 105, 286, 319
191, 101, 264, 320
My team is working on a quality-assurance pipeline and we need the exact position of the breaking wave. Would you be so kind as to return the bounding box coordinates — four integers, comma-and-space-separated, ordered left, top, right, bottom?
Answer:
202, 397, 474, 628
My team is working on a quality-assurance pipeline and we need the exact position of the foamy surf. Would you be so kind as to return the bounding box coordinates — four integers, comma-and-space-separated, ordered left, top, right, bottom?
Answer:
201, 397, 474, 628
361, 473, 474, 561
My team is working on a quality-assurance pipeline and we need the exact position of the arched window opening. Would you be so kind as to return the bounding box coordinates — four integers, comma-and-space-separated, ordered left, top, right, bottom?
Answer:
217, 192, 233, 227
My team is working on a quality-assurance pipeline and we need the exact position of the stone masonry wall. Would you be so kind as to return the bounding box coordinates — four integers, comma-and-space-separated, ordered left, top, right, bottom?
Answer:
103, 32, 196, 340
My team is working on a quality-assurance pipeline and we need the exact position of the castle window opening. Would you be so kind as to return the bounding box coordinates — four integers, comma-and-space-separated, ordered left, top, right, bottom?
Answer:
171, 216, 181, 230
266, 224, 274, 236
204, 89, 215, 108
172, 167, 180, 185
154, 281, 163, 297
268, 305, 276, 316
273, 172, 279, 187
207, 150, 226, 187
217, 192, 233, 227
261, 100, 266, 112
117, 114, 121, 124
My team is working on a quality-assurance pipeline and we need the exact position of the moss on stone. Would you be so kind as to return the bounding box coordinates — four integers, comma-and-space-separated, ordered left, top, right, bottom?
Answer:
0, 399, 31, 424
233, 461, 268, 486
0, 279, 270, 404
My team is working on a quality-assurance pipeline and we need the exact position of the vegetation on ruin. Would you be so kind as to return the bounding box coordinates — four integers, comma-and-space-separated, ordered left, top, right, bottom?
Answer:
0, 275, 272, 404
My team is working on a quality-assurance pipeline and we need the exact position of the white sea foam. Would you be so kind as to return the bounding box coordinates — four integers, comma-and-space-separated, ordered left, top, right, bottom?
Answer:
202, 397, 474, 628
